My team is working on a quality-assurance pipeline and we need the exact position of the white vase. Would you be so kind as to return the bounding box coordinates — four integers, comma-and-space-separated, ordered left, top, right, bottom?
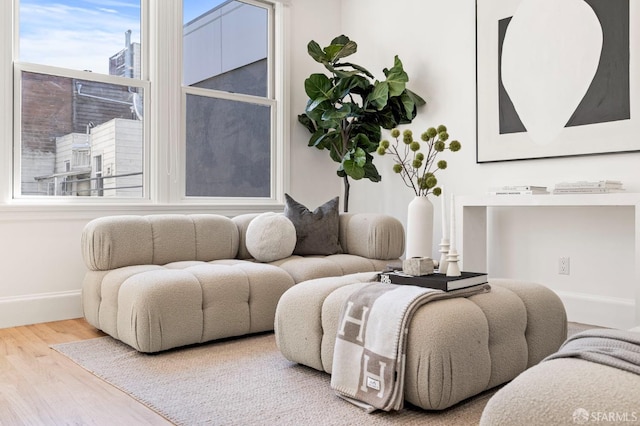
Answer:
405, 196, 434, 259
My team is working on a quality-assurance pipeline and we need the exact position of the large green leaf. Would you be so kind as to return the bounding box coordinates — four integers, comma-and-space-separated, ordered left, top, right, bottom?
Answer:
363, 160, 382, 182
322, 103, 352, 121
405, 88, 426, 107
371, 105, 399, 129
399, 92, 416, 119
306, 100, 333, 126
325, 64, 361, 79
367, 81, 389, 110
318, 130, 341, 152
307, 40, 328, 64
353, 147, 366, 167
325, 40, 357, 63
334, 62, 375, 79
304, 74, 332, 100
343, 159, 366, 180
383, 56, 408, 97
330, 35, 351, 46
334, 75, 370, 94
353, 121, 382, 146
297, 114, 316, 134
308, 129, 328, 148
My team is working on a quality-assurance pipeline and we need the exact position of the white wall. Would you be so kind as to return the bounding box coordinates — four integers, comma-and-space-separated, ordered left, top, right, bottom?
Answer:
1, 0, 637, 329
341, 0, 639, 329
287, 0, 343, 207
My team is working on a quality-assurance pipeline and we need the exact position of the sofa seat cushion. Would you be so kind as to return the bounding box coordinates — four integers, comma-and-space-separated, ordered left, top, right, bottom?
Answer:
268, 255, 389, 284
83, 260, 295, 352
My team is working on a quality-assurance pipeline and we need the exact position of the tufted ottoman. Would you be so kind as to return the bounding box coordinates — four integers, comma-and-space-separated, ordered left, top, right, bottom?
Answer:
274, 272, 567, 410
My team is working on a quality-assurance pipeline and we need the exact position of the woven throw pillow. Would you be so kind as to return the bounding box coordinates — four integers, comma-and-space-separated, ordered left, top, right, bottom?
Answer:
245, 212, 296, 262
284, 193, 342, 256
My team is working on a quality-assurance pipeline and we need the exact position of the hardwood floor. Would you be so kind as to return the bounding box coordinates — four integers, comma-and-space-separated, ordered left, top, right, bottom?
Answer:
0, 319, 172, 425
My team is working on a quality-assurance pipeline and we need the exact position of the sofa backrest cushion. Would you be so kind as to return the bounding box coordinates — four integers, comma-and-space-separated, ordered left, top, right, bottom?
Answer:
339, 213, 404, 260
82, 214, 239, 271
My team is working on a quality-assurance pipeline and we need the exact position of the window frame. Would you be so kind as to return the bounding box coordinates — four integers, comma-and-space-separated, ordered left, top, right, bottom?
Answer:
2, 0, 288, 211
177, 0, 286, 205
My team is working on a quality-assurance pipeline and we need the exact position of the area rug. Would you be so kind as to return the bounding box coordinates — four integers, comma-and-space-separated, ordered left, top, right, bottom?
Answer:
52, 332, 497, 426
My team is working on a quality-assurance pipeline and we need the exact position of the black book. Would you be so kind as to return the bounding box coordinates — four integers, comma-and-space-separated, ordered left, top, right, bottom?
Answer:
380, 271, 488, 291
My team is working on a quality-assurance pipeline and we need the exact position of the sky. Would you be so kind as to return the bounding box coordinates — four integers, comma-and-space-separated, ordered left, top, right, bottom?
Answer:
19, 0, 228, 75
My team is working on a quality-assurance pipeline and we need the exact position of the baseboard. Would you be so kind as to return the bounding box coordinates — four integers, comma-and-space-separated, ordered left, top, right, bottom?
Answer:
555, 290, 636, 329
0, 290, 82, 329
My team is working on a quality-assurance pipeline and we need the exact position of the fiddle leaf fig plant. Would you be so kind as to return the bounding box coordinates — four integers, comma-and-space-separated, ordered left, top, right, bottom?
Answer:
298, 35, 426, 212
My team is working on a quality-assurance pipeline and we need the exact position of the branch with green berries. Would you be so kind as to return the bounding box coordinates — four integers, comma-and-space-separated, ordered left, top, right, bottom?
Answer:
376, 125, 461, 197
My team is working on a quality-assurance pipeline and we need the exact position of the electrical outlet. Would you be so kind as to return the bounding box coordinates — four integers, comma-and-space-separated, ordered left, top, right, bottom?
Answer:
559, 257, 570, 275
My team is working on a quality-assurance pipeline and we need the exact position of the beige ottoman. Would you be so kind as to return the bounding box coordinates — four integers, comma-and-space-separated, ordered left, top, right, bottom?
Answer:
274, 273, 567, 410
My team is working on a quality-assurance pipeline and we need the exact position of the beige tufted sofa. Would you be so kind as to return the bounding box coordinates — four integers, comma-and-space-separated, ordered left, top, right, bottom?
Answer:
81, 212, 404, 353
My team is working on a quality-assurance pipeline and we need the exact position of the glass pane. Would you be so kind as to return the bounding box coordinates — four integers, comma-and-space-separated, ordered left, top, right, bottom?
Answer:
20, 71, 144, 197
185, 94, 270, 197
19, 0, 141, 78
183, 0, 268, 97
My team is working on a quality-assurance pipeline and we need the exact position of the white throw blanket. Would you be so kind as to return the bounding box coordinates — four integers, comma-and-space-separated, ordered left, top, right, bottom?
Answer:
330, 281, 491, 413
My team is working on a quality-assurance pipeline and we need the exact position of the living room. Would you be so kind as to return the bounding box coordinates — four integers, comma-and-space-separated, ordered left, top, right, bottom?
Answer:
0, 0, 639, 424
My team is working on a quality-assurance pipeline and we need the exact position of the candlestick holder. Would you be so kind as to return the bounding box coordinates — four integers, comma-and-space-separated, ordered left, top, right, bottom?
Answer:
446, 248, 461, 277
438, 238, 450, 273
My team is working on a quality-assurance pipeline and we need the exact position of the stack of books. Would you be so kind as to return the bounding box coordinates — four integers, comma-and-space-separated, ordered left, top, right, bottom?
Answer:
552, 180, 624, 194
488, 185, 549, 195
380, 270, 488, 291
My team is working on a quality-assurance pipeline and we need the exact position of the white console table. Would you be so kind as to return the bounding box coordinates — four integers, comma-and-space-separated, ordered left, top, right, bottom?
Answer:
456, 193, 640, 324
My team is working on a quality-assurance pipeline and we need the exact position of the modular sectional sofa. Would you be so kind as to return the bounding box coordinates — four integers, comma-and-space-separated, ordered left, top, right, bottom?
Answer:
81, 212, 404, 353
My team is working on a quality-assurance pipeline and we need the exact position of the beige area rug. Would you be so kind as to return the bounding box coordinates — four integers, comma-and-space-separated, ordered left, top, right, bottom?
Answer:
52, 322, 593, 426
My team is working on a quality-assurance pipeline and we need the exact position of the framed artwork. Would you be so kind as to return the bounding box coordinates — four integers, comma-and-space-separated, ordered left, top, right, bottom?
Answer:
476, 0, 639, 162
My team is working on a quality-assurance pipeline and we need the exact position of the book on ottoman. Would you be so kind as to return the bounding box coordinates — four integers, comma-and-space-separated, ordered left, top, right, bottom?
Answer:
380, 271, 488, 291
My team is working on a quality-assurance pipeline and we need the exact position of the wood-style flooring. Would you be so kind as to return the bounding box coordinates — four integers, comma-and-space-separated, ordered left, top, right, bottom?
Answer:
0, 318, 172, 425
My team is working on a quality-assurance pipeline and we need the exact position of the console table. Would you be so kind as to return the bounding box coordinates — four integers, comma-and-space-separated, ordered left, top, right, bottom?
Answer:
456, 193, 640, 324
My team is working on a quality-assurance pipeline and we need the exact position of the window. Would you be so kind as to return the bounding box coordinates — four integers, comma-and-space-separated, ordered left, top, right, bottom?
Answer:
16, 0, 145, 198
182, 0, 275, 199
8, 0, 284, 204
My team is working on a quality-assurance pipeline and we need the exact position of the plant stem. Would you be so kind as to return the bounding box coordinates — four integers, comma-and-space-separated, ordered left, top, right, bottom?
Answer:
343, 174, 350, 212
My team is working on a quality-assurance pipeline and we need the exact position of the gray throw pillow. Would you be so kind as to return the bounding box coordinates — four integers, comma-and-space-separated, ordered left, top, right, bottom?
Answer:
284, 194, 343, 256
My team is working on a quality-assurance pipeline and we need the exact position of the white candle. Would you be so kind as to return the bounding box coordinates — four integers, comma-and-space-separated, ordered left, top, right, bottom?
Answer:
449, 194, 456, 251
441, 187, 448, 239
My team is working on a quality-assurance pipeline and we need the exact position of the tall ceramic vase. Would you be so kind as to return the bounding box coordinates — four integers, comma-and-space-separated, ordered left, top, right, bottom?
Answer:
405, 196, 434, 259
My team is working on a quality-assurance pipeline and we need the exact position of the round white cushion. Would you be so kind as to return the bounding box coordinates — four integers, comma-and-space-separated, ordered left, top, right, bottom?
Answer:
246, 212, 297, 262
